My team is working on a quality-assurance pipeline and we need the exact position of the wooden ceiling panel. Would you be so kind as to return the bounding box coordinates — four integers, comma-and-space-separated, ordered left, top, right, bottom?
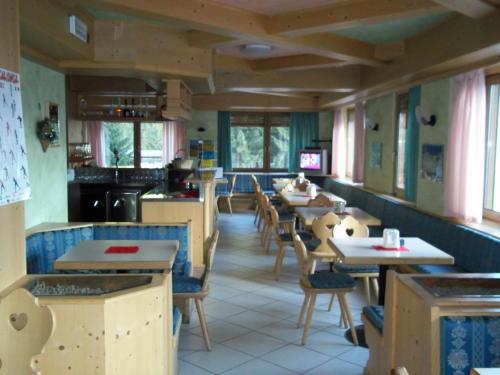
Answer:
209, 0, 346, 15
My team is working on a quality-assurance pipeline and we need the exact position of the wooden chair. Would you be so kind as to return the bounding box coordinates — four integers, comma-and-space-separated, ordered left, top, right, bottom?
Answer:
332, 216, 380, 304
392, 367, 410, 375
293, 234, 359, 346
172, 229, 220, 351
309, 212, 342, 272
218, 175, 237, 215
281, 183, 295, 192
307, 193, 334, 207
251, 175, 261, 225
270, 206, 313, 279
294, 180, 311, 192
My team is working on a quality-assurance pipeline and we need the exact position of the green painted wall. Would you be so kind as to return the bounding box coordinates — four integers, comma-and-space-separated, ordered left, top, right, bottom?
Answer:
416, 78, 453, 215
21, 58, 68, 229
319, 111, 333, 154
364, 93, 396, 194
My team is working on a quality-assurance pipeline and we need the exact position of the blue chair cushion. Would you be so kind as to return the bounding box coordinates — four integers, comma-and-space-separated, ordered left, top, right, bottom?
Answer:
440, 316, 500, 375
335, 263, 380, 274
410, 264, 465, 274
305, 238, 322, 251
363, 305, 384, 333
307, 271, 355, 289
173, 306, 181, 335
278, 213, 296, 222
172, 261, 192, 276
172, 276, 202, 293
279, 231, 313, 242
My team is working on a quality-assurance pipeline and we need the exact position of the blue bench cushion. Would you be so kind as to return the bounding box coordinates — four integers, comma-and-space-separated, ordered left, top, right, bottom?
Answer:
335, 263, 380, 274
440, 316, 500, 375
410, 264, 464, 274
307, 271, 355, 289
279, 231, 313, 242
173, 306, 181, 335
363, 305, 384, 333
173, 276, 202, 293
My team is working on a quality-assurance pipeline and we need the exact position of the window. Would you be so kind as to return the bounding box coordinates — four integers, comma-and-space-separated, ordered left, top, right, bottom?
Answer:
345, 108, 355, 178
140, 122, 164, 168
102, 122, 135, 168
395, 93, 408, 195
484, 76, 500, 217
230, 113, 290, 171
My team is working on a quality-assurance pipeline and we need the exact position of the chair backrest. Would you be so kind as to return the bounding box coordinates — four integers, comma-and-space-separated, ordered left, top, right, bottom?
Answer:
201, 229, 220, 290
308, 193, 334, 207
293, 233, 311, 277
333, 216, 369, 238
311, 212, 341, 254
392, 367, 410, 375
260, 193, 272, 224
268, 205, 281, 236
295, 180, 310, 192
228, 175, 237, 195
251, 174, 259, 192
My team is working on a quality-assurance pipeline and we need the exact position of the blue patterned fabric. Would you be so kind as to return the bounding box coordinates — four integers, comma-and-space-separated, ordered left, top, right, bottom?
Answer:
26, 224, 190, 275
172, 276, 202, 293
363, 305, 384, 333
217, 111, 232, 170
335, 263, 379, 274
26, 226, 94, 274
440, 316, 500, 375
173, 306, 181, 334
307, 271, 355, 289
289, 112, 319, 172
219, 173, 292, 194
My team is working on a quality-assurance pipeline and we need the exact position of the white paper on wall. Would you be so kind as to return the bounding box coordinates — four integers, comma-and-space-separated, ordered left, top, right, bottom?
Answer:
0, 67, 30, 206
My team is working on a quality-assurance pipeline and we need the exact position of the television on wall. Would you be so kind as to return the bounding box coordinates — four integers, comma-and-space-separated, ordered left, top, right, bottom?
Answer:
298, 149, 328, 175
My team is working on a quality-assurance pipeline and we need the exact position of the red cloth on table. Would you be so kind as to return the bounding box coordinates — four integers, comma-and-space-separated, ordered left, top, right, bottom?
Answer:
105, 246, 139, 254
372, 245, 409, 252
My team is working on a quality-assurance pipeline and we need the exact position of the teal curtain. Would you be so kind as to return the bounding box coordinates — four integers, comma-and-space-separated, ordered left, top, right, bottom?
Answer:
404, 86, 421, 201
289, 112, 319, 172
217, 111, 232, 171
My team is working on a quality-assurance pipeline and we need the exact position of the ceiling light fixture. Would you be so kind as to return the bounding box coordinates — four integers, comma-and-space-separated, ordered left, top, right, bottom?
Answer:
240, 44, 274, 57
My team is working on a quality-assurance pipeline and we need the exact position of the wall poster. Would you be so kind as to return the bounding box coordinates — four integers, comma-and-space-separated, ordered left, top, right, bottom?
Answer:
421, 144, 444, 183
0, 67, 30, 206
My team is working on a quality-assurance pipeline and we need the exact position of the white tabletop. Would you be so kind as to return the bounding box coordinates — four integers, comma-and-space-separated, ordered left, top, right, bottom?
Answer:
327, 237, 454, 265
55, 240, 179, 270
295, 207, 381, 227
471, 369, 500, 375
272, 182, 320, 193
279, 191, 346, 207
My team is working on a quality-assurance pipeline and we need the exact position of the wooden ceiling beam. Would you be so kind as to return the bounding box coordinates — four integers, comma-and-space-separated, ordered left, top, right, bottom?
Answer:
59, 0, 383, 65
250, 54, 347, 72
215, 67, 360, 93
268, 0, 444, 36
321, 12, 500, 108
187, 31, 234, 49
432, 0, 497, 18
192, 92, 318, 111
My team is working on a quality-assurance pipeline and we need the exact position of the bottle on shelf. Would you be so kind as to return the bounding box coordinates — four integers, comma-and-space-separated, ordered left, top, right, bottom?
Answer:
123, 99, 130, 118
130, 98, 136, 118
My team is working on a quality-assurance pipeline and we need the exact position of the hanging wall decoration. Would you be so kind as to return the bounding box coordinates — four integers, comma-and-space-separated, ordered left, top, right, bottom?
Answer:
0, 67, 30, 206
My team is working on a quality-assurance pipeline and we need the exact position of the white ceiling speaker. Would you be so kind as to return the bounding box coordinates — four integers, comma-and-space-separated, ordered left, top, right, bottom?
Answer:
415, 105, 437, 127
240, 44, 274, 57
365, 118, 379, 131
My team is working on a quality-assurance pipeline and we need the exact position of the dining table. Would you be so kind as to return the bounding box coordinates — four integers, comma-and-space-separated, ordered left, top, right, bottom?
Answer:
279, 191, 346, 207
54, 240, 179, 271
295, 206, 381, 227
272, 182, 321, 193
327, 237, 454, 305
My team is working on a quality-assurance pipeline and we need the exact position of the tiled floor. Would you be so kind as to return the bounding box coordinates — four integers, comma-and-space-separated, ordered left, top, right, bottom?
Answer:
179, 212, 368, 375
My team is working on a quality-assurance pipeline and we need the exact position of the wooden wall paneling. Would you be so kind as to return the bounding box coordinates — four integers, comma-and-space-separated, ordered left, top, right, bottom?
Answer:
0, 0, 26, 293
0, 288, 52, 374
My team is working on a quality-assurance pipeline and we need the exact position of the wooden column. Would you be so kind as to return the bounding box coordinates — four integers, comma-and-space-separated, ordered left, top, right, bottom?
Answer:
0, 0, 26, 292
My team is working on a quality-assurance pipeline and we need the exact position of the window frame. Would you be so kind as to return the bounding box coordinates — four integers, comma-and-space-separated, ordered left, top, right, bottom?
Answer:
101, 120, 165, 169
484, 74, 500, 222
393, 92, 409, 198
230, 112, 290, 172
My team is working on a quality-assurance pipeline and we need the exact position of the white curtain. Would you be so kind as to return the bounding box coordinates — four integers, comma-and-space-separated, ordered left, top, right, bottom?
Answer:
331, 109, 347, 178
444, 70, 487, 223
162, 121, 186, 165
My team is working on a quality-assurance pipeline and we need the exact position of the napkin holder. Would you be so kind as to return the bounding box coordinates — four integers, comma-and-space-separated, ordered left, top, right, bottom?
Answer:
306, 184, 317, 197
383, 229, 400, 248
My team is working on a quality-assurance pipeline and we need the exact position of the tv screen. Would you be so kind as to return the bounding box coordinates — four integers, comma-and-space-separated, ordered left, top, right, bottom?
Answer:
300, 151, 321, 170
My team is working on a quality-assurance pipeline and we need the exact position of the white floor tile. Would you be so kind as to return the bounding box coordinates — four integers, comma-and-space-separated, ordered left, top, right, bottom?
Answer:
304, 358, 364, 375
183, 344, 253, 374
191, 320, 251, 343
223, 331, 287, 357
261, 344, 331, 373
221, 358, 296, 375
224, 310, 283, 330
178, 360, 214, 374
337, 347, 369, 367
203, 301, 247, 319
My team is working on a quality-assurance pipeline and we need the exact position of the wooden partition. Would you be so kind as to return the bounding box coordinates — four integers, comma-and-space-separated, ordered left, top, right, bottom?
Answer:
364, 272, 500, 375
